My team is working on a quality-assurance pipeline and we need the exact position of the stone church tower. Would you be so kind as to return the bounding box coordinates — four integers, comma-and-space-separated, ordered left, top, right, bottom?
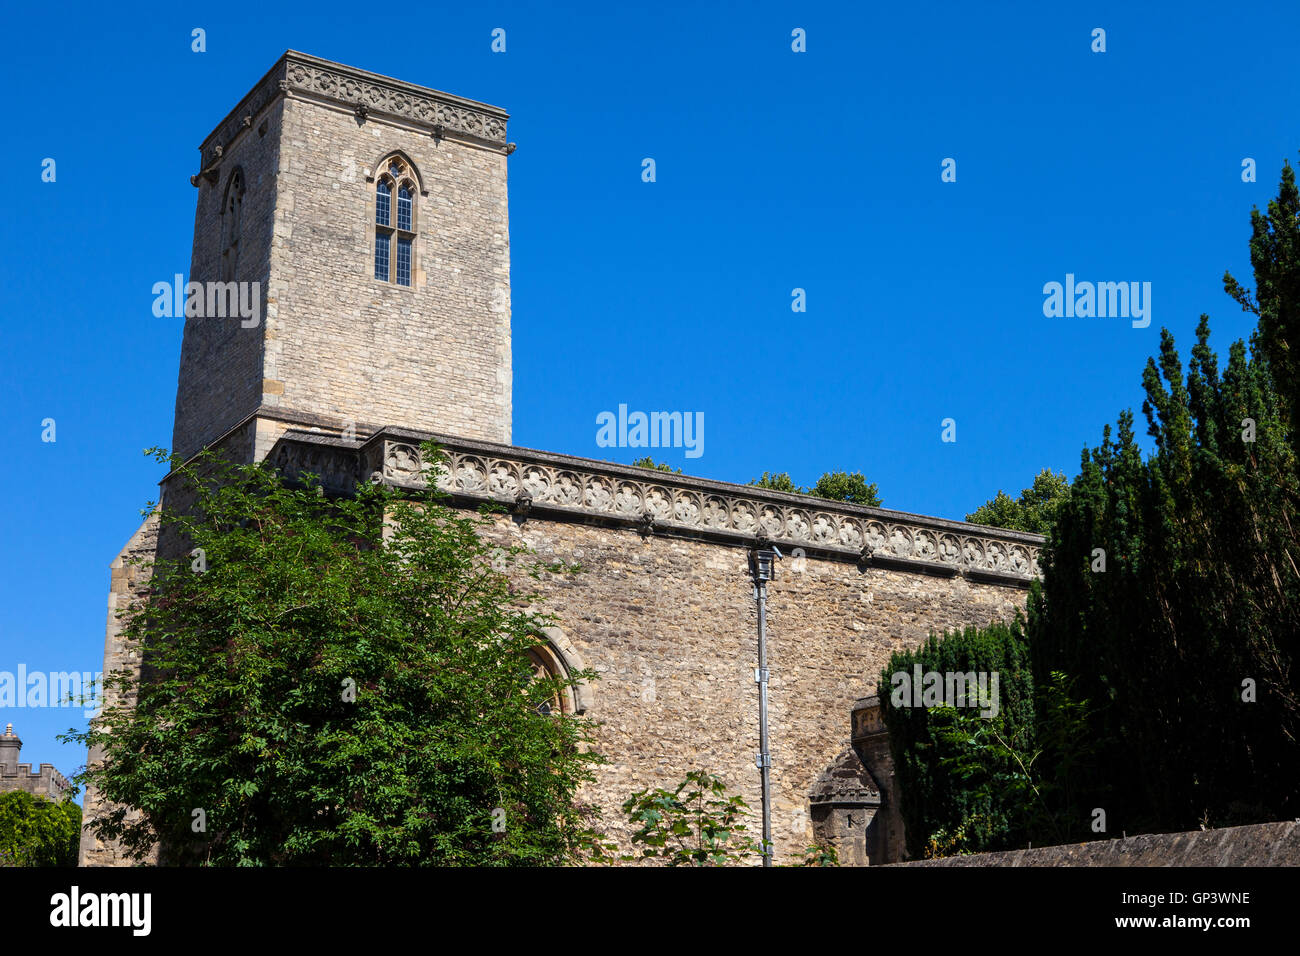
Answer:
172, 50, 512, 464
82, 52, 1044, 867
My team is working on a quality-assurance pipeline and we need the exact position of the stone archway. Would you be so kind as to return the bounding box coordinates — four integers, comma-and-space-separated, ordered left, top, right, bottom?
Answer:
529, 626, 592, 716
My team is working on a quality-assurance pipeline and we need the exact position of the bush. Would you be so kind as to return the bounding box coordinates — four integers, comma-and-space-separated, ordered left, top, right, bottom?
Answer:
0, 791, 81, 867
880, 617, 1035, 858
64, 443, 604, 865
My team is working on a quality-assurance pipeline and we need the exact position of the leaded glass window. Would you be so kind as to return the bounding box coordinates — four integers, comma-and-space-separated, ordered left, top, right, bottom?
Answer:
221, 170, 244, 283
396, 236, 411, 287
397, 186, 411, 231
526, 644, 573, 716
374, 233, 390, 281
373, 156, 416, 285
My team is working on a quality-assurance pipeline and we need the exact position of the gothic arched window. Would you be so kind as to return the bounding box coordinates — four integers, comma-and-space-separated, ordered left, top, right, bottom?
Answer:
527, 642, 575, 716
374, 157, 416, 286
221, 169, 245, 282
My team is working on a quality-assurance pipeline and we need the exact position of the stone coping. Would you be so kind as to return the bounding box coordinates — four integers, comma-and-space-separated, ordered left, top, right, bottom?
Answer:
196, 50, 510, 174
891, 820, 1300, 867
262, 421, 1043, 585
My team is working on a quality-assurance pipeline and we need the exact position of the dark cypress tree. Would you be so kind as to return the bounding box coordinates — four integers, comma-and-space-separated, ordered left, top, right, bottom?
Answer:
885, 160, 1300, 855
1028, 162, 1300, 833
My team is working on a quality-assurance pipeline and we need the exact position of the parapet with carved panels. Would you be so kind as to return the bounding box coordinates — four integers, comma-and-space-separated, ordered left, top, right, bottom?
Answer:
267, 426, 1044, 586
194, 50, 510, 182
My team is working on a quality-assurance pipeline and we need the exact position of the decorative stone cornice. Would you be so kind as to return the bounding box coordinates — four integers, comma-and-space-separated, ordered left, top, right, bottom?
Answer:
266, 424, 1044, 586
196, 51, 510, 175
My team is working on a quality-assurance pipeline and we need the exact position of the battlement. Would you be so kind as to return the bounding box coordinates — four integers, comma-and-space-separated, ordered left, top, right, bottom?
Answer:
0, 724, 71, 800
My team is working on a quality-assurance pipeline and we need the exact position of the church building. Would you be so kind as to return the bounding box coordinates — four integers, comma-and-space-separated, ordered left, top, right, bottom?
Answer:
80, 52, 1042, 866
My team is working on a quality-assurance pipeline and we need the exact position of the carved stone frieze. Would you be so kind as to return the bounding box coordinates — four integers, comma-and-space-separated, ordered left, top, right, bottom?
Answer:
270, 439, 359, 495
282, 58, 507, 147
200, 63, 287, 173
264, 427, 1042, 582
199, 52, 510, 174
371, 438, 1042, 581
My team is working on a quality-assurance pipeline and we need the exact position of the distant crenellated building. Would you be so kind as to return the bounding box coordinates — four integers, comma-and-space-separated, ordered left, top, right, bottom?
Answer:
0, 723, 71, 801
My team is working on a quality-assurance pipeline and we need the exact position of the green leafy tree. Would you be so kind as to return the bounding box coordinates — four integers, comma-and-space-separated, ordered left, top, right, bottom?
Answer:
1028, 318, 1300, 832
749, 471, 801, 494
923, 705, 1035, 857
0, 792, 81, 867
621, 771, 761, 865
966, 470, 1070, 535
881, 160, 1300, 854
799, 844, 840, 866
630, 457, 682, 474
1027, 159, 1300, 835
64, 443, 605, 866
809, 471, 882, 507
921, 669, 1094, 856
750, 470, 883, 507
1028, 670, 1102, 841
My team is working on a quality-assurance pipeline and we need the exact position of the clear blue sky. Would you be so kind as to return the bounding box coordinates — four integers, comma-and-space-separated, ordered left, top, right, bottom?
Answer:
2, 0, 1297, 788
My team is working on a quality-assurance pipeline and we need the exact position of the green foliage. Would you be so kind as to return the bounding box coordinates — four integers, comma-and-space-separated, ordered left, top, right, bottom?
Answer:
63, 443, 605, 866
1029, 670, 1102, 839
886, 160, 1300, 855
1224, 159, 1300, 461
808, 471, 883, 507
0, 791, 81, 867
750, 471, 801, 494
621, 771, 761, 865
799, 843, 840, 866
1024, 165, 1300, 832
923, 706, 1036, 856
919, 669, 1094, 855
966, 470, 1071, 536
749, 470, 883, 507
1028, 306, 1300, 832
879, 617, 1035, 858
630, 457, 683, 474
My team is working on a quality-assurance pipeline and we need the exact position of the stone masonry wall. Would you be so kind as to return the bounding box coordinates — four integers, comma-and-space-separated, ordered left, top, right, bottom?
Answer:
90, 52, 1030, 867
264, 96, 511, 448
476, 514, 1027, 864
172, 54, 513, 462
79, 511, 161, 867
81, 422, 1036, 866
0, 725, 72, 800
171, 100, 283, 462
894, 820, 1300, 866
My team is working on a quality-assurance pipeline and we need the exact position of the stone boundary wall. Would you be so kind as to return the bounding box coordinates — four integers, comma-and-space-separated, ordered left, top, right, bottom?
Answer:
893, 821, 1300, 866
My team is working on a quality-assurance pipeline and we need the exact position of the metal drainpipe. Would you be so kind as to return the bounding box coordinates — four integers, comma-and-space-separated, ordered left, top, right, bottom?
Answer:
755, 576, 773, 867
